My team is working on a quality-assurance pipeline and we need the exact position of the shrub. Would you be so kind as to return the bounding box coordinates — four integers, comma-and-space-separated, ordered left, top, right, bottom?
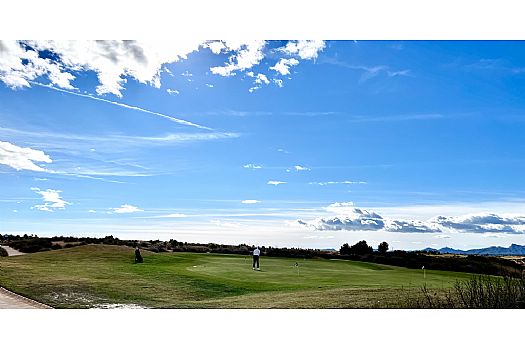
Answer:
9, 238, 54, 253
0, 246, 8, 257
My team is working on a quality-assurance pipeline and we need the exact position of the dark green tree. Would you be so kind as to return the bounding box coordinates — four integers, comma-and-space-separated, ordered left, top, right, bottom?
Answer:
340, 243, 351, 255
349, 240, 373, 255
378, 241, 389, 254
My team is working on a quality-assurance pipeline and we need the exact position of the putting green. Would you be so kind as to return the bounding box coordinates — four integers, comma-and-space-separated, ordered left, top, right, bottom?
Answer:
0, 244, 472, 308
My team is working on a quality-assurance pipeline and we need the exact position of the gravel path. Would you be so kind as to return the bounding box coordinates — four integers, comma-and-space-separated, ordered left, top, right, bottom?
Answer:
0, 245, 26, 256
0, 287, 51, 309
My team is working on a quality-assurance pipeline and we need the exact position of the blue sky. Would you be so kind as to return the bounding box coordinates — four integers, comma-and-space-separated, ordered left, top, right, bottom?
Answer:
1, 40, 525, 250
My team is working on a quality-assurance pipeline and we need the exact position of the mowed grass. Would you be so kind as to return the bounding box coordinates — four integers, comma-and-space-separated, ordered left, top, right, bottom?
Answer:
0, 244, 473, 308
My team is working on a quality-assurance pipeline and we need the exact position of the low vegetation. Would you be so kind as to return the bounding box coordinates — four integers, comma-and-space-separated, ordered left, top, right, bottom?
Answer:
0, 246, 7, 257
405, 273, 525, 308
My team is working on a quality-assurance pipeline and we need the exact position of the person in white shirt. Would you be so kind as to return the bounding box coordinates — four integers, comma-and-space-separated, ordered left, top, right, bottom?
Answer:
252, 247, 261, 270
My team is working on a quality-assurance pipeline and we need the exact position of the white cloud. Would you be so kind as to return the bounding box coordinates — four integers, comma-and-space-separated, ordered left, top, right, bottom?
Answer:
210, 41, 266, 77
280, 40, 326, 60
243, 164, 262, 169
0, 141, 52, 172
434, 234, 451, 239
1, 40, 204, 97
298, 211, 385, 231
267, 180, 286, 186
273, 79, 284, 87
88, 210, 96, 213
31, 187, 70, 212
1, 40, 329, 98
386, 220, 440, 233
270, 58, 299, 75
431, 213, 525, 234
0, 40, 75, 90
298, 203, 525, 235
248, 73, 270, 93
204, 41, 226, 54
111, 204, 143, 214
205, 84, 214, 88
324, 202, 356, 215
166, 88, 179, 95
255, 73, 269, 85
241, 200, 260, 204
294, 165, 310, 171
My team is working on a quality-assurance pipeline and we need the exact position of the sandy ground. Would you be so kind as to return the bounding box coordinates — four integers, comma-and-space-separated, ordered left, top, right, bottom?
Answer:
0, 245, 26, 256
0, 245, 51, 309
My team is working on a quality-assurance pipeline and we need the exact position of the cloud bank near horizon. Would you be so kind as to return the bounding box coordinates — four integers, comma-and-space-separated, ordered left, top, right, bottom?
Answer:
297, 202, 525, 235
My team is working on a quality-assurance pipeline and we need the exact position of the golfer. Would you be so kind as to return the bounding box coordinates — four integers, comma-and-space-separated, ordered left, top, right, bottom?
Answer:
252, 246, 261, 270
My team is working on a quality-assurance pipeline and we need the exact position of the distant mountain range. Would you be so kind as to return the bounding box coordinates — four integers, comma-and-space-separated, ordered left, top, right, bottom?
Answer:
423, 244, 525, 256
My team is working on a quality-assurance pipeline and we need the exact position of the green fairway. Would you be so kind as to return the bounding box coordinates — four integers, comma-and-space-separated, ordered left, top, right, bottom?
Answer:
0, 244, 473, 308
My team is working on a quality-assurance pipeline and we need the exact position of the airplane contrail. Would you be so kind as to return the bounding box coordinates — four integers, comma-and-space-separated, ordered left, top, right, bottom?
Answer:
32, 82, 212, 130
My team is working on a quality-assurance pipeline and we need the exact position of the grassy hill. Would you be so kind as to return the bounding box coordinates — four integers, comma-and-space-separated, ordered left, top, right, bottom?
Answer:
0, 244, 473, 308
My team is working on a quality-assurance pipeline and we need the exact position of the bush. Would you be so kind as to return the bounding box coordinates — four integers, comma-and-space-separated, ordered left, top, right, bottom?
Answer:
405, 274, 525, 308
0, 246, 8, 257
9, 238, 54, 253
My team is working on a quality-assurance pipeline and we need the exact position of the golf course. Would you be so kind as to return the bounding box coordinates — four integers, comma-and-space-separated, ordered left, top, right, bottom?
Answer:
0, 244, 474, 308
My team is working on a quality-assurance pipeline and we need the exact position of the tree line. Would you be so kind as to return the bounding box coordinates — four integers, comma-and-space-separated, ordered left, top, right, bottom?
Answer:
1, 234, 523, 278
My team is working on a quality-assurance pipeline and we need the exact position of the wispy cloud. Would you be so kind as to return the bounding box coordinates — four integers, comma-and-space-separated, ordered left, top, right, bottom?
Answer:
309, 181, 367, 186
464, 58, 525, 74
0, 126, 239, 151
241, 200, 261, 204
32, 83, 211, 130
0, 126, 240, 179
155, 213, 187, 218
0, 140, 52, 172
320, 56, 411, 82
